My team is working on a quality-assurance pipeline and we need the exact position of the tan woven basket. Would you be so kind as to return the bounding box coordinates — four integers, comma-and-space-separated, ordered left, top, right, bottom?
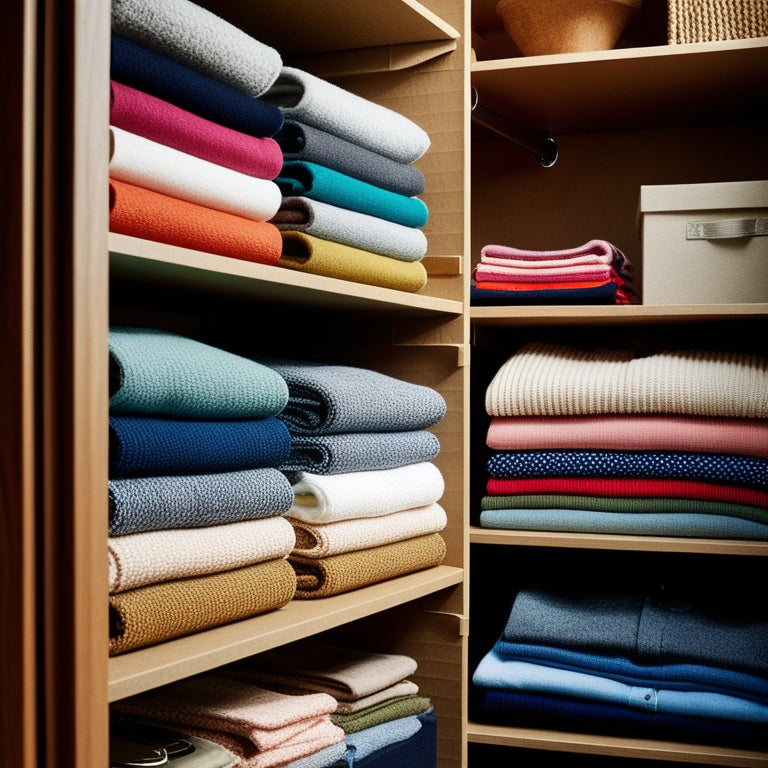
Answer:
668, 0, 768, 43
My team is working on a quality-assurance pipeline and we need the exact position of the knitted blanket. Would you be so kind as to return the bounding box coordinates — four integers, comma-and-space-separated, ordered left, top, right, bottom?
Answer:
108, 467, 294, 536
262, 67, 430, 164
223, 639, 418, 702
110, 81, 284, 180
109, 326, 289, 419
110, 127, 282, 221
277, 231, 428, 293
109, 415, 291, 477
111, 35, 284, 137
255, 361, 446, 435
289, 502, 447, 558
108, 516, 296, 593
477, 508, 768, 540
286, 463, 445, 523
344, 715, 422, 761
289, 532, 446, 599
330, 696, 433, 734
275, 161, 428, 229
485, 341, 768, 417
111, 0, 282, 98
279, 430, 440, 474
109, 558, 296, 654
486, 414, 768, 459
276, 119, 426, 196
485, 449, 768, 490
109, 180, 284, 265
352, 709, 436, 768
271, 197, 427, 262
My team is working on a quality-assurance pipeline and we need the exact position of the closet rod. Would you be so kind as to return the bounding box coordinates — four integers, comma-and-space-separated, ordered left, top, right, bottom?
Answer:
471, 87, 558, 168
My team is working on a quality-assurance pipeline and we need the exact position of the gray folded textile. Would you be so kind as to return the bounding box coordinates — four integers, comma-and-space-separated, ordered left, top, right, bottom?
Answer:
280, 429, 440, 474
271, 197, 427, 262
111, 0, 282, 98
262, 67, 430, 164
276, 119, 426, 196
256, 360, 446, 435
108, 467, 294, 535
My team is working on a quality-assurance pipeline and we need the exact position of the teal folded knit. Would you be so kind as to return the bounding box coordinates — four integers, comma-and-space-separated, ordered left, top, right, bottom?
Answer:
275, 161, 428, 228
109, 326, 289, 419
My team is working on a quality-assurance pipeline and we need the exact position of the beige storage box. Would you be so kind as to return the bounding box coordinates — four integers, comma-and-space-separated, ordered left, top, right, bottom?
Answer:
638, 180, 768, 305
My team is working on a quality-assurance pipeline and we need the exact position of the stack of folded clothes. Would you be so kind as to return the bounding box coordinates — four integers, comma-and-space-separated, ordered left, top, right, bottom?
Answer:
219, 638, 437, 768
108, 0, 286, 265
107, 326, 299, 655
263, 67, 432, 292
471, 581, 768, 750
478, 340, 768, 540
254, 359, 449, 598
471, 239, 637, 305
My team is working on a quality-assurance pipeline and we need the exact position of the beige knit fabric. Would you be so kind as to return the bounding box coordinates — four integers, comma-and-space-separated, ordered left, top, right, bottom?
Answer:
288, 502, 447, 558
289, 532, 446, 598
109, 558, 297, 655
109, 516, 296, 593
485, 341, 768, 418
669, 0, 768, 44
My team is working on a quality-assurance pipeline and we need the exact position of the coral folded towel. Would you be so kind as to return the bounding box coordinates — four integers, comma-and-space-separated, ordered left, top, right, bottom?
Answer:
289, 532, 447, 598
110, 81, 284, 179
109, 179, 283, 265
108, 558, 297, 654
110, 127, 282, 221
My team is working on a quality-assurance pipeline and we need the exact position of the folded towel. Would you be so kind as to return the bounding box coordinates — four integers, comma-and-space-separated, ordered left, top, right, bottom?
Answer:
109, 179, 283, 264
111, 34, 283, 137
271, 197, 427, 262
287, 462, 445, 523
330, 695, 433, 734
257, 360, 446, 435
276, 119, 426, 196
470, 283, 620, 306
486, 449, 768, 490
481, 239, 633, 273
109, 414, 291, 477
109, 326, 289, 419
111, 0, 282, 97
277, 231, 428, 293
279, 430, 440, 474
474, 264, 619, 283
263, 67, 430, 164
289, 502, 447, 558
276, 162, 427, 228
344, 715, 422, 761
109, 558, 296, 654
289, 532, 446, 598
485, 341, 768, 417
110, 81, 283, 179
110, 127, 282, 221
108, 467, 294, 536
333, 681, 420, 714
486, 414, 768, 459
108, 516, 296, 593
224, 639, 418, 701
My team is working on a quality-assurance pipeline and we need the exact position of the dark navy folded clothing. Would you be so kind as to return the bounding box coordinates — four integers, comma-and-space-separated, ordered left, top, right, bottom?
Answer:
111, 34, 284, 138
470, 283, 617, 305
109, 414, 291, 477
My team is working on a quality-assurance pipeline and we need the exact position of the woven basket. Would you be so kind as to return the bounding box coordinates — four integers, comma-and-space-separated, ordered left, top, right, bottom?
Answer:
668, 0, 768, 43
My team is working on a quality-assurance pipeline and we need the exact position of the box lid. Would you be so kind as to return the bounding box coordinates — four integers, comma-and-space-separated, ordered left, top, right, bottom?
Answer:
639, 179, 768, 214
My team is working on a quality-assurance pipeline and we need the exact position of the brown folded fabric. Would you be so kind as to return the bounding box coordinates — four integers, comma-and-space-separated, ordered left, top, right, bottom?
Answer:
288, 533, 446, 599
109, 558, 297, 655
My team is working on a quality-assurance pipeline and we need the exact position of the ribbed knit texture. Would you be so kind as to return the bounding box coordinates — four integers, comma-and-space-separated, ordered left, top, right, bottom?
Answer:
279, 430, 440, 474
289, 502, 447, 558
109, 326, 289, 418
668, 0, 768, 43
109, 415, 291, 477
330, 695, 433, 734
289, 532, 446, 599
108, 516, 296, 593
111, 0, 282, 98
108, 558, 296, 654
256, 361, 446, 435
262, 66, 430, 164
110, 127, 282, 221
287, 462, 445, 523
108, 467, 294, 536
485, 341, 768, 417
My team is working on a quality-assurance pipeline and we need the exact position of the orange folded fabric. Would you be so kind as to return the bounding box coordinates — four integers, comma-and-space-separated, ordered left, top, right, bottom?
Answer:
109, 179, 283, 265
